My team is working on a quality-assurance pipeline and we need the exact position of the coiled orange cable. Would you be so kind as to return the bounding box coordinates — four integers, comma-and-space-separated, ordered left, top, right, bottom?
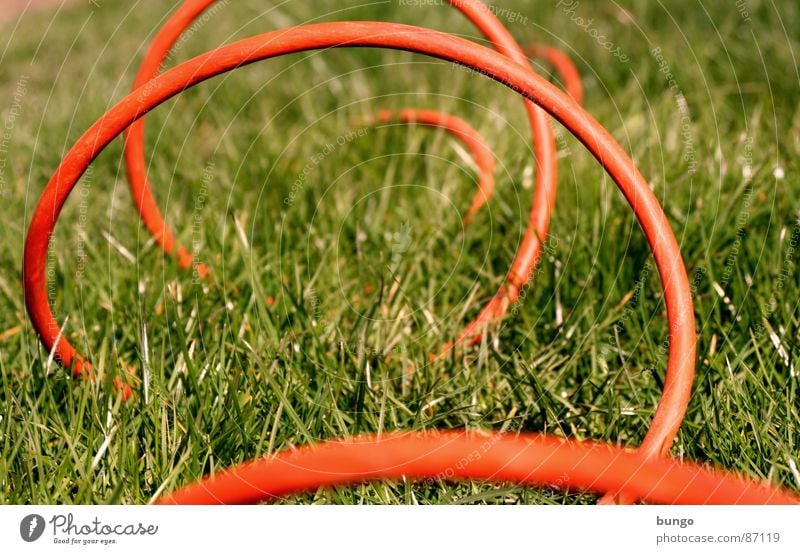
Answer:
155, 431, 796, 505
22, 18, 766, 504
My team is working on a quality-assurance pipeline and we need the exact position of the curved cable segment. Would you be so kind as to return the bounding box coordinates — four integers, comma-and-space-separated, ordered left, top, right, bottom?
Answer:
155, 432, 798, 505
369, 108, 497, 225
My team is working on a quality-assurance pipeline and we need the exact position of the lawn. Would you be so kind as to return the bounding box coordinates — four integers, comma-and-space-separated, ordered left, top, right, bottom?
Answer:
0, 0, 798, 504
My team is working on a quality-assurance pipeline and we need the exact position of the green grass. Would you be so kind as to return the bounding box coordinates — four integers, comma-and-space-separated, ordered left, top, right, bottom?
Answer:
1, 0, 798, 504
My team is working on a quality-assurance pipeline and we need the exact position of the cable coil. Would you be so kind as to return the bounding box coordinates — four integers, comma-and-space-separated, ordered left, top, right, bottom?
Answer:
21, 0, 797, 504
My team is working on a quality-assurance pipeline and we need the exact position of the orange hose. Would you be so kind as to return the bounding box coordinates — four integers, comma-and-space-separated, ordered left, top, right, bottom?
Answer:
21, 20, 714, 504
437, 0, 559, 353
124, 0, 215, 278
155, 432, 797, 505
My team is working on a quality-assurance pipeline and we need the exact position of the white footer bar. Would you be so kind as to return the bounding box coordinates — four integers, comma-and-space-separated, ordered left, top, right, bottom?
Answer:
2, 505, 798, 553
